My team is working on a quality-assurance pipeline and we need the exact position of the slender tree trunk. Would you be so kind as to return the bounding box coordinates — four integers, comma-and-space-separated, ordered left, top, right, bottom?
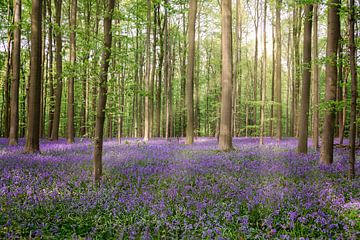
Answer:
312, 4, 319, 149
92, 1, 100, 137
25, 0, 42, 153
185, 0, 197, 144
93, 0, 115, 183
260, 1, 267, 145
270, 11, 275, 137
3, 2, 12, 138
47, 0, 54, 138
337, 40, 347, 144
144, 0, 152, 141
298, 4, 313, 153
51, 0, 62, 141
164, 3, 170, 139
286, 29, 291, 136
219, 0, 233, 151
293, 7, 301, 137
348, 0, 356, 179
275, 0, 282, 142
9, 0, 21, 146
253, 0, 259, 135
234, 0, 241, 137
67, 0, 76, 143
320, 0, 340, 165
80, 2, 91, 137
150, 4, 157, 138
194, 3, 201, 137
168, 33, 174, 138
339, 73, 347, 144
39, 0, 46, 138
155, 8, 164, 138
205, 47, 211, 136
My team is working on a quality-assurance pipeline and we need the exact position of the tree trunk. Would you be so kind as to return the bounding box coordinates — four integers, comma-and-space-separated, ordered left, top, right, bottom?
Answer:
259, 1, 267, 145
297, 4, 313, 153
3, 2, 12, 138
67, 0, 77, 143
275, 0, 282, 142
150, 4, 157, 138
9, 0, 21, 146
337, 40, 346, 144
80, 1, 91, 137
339, 73, 347, 144
194, 3, 201, 137
155, 9, 164, 138
39, 0, 46, 138
144, 0, 151, 141
348, 0, 356, 179
47, 0, 54, 138
180, 9, 187, 137
185, 0, 197, 144
93, 0, 115, 183
25, 0, 42, 153
219, 0, 233, 151
293, 5, 301, 137
270, 10, 275, 137
320, 0, 340, 165
253, 0, 259, 136
234, 0, 241, 137
51, 0, 62, 141
312, 4, 319, 149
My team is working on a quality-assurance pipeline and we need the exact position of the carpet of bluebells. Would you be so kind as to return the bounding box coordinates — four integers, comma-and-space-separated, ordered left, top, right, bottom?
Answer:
0, 137, 359, 239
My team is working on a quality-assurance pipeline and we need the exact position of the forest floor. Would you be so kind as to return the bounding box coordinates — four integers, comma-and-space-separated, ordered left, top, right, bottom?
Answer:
0, 137, 359, 239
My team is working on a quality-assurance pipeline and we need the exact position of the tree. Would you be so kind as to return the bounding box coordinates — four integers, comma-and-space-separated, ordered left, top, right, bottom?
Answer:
93, 0, 115, 183
9, 0, 21, 146
3, 1, 13, 138
320, 0, 340, 165
47, 0, 54, 138
51, 0, 63, 141
275, 0, 282, 141
25, 0, 42, 153
259, 1, 267, 145
312, 4, 319, 149
348, 0, 356, 179
144, 0, 151, 141
219, 0, 233, 151
67, 0, 77, 144
185, 0, 197, 145
297, 4, 313, 153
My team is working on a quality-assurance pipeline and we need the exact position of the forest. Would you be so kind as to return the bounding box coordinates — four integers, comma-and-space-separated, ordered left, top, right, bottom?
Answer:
0, 0, 359, 238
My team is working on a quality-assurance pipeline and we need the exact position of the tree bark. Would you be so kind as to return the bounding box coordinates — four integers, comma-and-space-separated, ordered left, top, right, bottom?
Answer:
25, 0, 42, 153
185, 0, 197, 144
312, 4, 319, 149
155, 8, 164, 138
320, 0, 340, 165
297, 4, 313, 153
51, 0, 62, 141
80, 1, 91, 137
260, 1, 267, 145
234, 0, 241, 137
93, 0, 115, 183
67, 0, 77, 143
348, 0, 356, 179
9, 0, 21, 146
150, 4, 157, 138
270, 10, 275, 137
275, 0, 282, 141
194, 3, 201, 137
144, 0, 152, 141
219, 0, 233, 151
3, 2, 13, 138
